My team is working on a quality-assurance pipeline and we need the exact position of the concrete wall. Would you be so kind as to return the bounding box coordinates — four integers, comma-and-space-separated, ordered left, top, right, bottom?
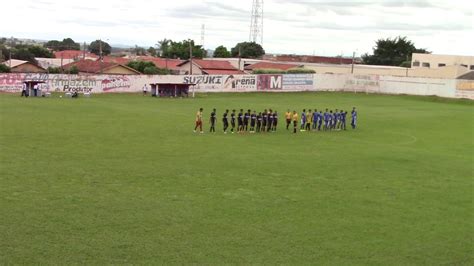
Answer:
304, 63, 470, 79
0, 73, 471, 100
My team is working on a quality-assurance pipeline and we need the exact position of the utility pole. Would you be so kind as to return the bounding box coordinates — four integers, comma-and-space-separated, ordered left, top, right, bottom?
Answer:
238, 46, 242, 71
99, 39, 103, 74
83, 41, 86, 60
406, 55, 409, 77
351, 51, 355, 74
189, 41, 193, 75
9, 50, 12, 68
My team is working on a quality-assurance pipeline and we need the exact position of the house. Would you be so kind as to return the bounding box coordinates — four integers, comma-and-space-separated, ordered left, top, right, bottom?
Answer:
136, 56, 184, 72
54, 50, 97, 60
36, 58, 74, 69
245, 62, 302, 72
63, 59, 141, 75
2, 59, 46, 73
176, 59, 245, 75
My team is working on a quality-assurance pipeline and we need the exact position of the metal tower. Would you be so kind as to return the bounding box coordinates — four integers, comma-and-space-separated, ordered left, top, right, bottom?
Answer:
249, 0, 263, 44
201, 24, 205, 48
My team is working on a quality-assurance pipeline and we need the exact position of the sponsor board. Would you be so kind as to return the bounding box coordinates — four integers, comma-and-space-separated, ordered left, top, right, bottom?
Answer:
283, 74, 314, 91
257, 75, 282, 91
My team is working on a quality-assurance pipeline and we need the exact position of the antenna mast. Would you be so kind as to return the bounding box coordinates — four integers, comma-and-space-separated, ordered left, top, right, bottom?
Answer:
249, 0, 264, 45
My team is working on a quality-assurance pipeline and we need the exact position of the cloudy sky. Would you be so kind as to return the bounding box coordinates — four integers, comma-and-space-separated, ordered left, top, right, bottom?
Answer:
2, 0, 473, 56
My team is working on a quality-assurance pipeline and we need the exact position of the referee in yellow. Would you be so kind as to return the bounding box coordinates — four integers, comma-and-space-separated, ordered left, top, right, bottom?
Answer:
292, 110, 299, 134
285, 109, 292, 130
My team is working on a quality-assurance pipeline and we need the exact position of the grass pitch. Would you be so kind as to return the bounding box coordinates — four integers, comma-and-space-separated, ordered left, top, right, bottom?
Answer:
0, 92, 473, 264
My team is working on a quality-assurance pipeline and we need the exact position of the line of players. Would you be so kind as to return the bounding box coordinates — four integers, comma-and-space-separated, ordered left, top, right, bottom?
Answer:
209, 109, 280, 134
290, 108, 358, 134
195, 108, 358, 134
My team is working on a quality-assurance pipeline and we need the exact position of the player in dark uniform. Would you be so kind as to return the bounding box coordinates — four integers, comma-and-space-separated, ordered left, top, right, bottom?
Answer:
222, 109, 229, 134
250, 111, 257, 133
267, 109, 273, 132
237, 109, 244, 133
230, 109, 236, 134
209, 108, 217, 133
244, 109, 251, 132
262, 109, 268, 133
272, 111, 278, 132
256, 112, 262, 133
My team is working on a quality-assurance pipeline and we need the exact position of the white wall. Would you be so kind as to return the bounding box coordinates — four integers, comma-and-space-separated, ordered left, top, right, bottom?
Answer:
0, 73, 470, 99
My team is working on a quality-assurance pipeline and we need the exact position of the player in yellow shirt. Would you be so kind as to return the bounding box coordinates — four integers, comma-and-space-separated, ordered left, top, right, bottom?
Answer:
285, 109, 292, 130
292, 111, 299, 134
305, 109, 312, 131
194, 108, 204, 133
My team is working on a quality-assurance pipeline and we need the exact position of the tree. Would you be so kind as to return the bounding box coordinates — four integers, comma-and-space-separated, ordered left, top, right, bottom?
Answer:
0, 64, 10, 73
213, 45, 231, 58
133, 45, 147, 56
65, 65, 79, 74
231, 42, 265, 58
45, 38, 80, 51
159, 39, 206, 59
11, 48, 37, 64
88, 40, 112, 56
147, 46, 157, 57
26, 45, 53, 58
362, 36, 429, 67
47, 66, 62, 73
157, 39, 171, 57
126, 60, 170, 75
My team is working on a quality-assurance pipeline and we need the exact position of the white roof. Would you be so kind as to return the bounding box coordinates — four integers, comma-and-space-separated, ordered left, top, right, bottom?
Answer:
2, 59, 28, 68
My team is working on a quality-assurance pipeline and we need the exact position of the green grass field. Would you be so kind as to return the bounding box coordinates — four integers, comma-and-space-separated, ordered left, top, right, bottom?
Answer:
0, 92, 473, 265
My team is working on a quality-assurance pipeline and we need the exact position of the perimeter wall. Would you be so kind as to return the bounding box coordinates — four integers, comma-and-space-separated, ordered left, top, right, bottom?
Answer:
0, 73, 472, 99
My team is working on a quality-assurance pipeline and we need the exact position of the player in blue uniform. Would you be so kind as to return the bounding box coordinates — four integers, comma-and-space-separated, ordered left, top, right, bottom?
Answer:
323, 109, 329, 131
300, 109, 306, 131
351, 107, 358, 129
312, 110, 318, 131
340, 110, 347, 130
318, 110, 323, 131
334, 109, 339, 130
328, 110, 334, 131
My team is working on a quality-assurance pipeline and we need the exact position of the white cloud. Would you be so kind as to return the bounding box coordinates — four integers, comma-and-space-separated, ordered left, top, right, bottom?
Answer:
1, 0, 473, 56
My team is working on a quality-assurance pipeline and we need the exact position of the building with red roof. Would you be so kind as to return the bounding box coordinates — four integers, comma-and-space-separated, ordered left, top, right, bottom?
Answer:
63, 59, 141, 75
177, 59, 245, 75
54, 50, 98, 60
136, 57, 184, 71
